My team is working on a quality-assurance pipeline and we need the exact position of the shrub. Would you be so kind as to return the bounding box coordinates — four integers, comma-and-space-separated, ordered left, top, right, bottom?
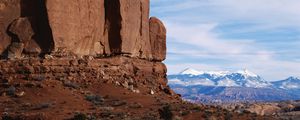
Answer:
159, 105, 173, 120
72, 113, 87, 120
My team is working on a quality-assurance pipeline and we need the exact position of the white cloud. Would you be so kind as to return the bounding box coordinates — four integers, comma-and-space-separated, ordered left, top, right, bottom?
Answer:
165, 22, 300, 80
166, 22, 248, 54
165, 22, 269, 59
152, 0, 300, 28
151, 0, 300, 80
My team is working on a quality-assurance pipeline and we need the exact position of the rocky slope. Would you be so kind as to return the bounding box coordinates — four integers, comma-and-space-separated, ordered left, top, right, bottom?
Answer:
222, 100, 300, 119
0, 0, 272, 120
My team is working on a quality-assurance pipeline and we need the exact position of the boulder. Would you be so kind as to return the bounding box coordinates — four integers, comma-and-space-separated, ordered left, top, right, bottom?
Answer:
8, 18, 34, 42
46, 0, 109, 56
23, 39, 42, 56
8, 17, 41, 56
7, 42, 24, 59
1, 0, 53, 57
0, 0, 21, 54
149, 17, 167, 61
105, 0, 152, 59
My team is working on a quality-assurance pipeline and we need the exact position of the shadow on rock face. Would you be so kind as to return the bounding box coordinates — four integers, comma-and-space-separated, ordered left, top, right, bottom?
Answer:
1, 0, 55, 59
20, 0, 54, 56
105, 0, 122, 55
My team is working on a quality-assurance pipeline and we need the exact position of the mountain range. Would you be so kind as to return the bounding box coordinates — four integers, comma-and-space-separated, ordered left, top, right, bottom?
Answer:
168, 68, 300, 104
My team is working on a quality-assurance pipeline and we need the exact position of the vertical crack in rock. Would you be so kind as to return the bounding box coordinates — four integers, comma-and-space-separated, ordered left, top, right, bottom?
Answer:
20, 0, 54, 56
137, 1, 144, 58
139, 1, 143, 37
105, 0, 122, 55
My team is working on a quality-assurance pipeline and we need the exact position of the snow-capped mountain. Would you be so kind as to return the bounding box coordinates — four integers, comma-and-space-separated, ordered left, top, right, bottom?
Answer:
179, 68, 230, 76
168, 68, 271, 88
272, 77, 300, 90
168, 68, 300, 103
179, 68, 205, 76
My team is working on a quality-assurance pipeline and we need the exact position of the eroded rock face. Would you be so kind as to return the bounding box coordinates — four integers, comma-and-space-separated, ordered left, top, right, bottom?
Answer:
0, 0, 21, 55
0, 0, 167, 61
8, 17, 41, 57
105, 0, 152, 59
9, 18, 34, 43
0, 0, 54, 57
7, 42, 24, 59
149, 17, 167, 61
46, 0, 109, 56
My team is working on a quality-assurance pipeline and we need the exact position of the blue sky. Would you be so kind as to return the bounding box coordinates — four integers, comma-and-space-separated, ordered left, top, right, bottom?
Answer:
150, 0, 300, 81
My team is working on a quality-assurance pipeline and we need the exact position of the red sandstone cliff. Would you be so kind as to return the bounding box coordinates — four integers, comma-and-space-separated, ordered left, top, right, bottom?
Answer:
0, 0, 166, 61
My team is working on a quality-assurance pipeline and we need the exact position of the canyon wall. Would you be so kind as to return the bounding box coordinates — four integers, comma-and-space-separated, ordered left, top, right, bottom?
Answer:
0, 0, 166, 61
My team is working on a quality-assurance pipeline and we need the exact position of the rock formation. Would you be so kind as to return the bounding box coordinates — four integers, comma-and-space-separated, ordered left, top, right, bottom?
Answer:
0, 0, 21, 55
150, 17, 167, 61
46, 0, 108, 56
0, 0, 55, 58
0, 0, 166, 61
8, 18, 41, 58
105, 0, 152, 59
